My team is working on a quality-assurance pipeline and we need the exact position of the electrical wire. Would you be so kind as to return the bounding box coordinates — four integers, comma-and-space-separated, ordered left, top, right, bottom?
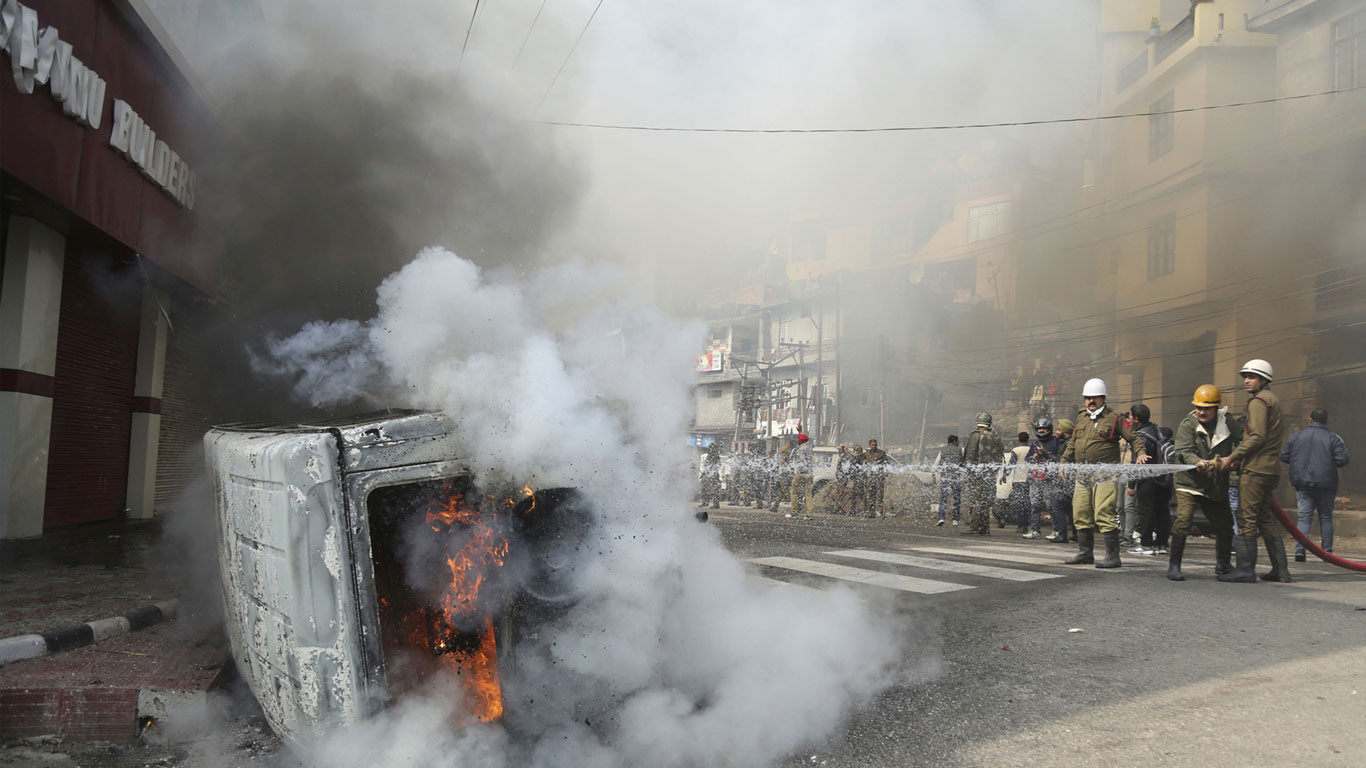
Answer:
512, 0, 549, 70
460, 0, 484, 67
930, 269, 1366, 364
542, 85, 1365, 133
537, 0, 606, 112
785, 94, 1366, 344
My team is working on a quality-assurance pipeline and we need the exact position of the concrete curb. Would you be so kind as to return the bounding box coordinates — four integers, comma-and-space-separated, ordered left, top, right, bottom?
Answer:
0, 599, 179, 667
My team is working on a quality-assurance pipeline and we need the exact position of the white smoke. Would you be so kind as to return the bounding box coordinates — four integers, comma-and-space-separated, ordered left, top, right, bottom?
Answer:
260, 247, 902, 767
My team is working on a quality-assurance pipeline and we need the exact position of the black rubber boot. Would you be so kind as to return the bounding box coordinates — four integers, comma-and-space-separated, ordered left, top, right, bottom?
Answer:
1218, 534, 1259, 583
1096, 530, 1122, 569
1260, 536, 1292, 582
1214, 533, 1233, 576
1064, 529, 1094, 564
1167, 533, 1186, 581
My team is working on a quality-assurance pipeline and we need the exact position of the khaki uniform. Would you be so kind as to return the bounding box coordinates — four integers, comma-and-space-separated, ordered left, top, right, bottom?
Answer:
1171, 408, 1241, 537
863, 447, 890, 516
1226, 387, 1286, 538
1060, 405, 1147, 534
963, 426, 1005, 532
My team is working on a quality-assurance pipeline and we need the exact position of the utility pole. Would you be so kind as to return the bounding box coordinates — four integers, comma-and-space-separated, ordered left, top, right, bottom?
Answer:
733, 345, 801, 449
878, 334, 887, 445
732, 367, 747, 450
916, 387, 930, 461
834, 285, 842, 443
814, 301, 824, 444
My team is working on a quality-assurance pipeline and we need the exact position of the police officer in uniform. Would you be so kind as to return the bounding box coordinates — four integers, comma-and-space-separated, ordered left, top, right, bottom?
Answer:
961, 412, 1005, 535
1059, 378, 1149, 568
1169, 384, 1240, 580
699, 443, 723, 510
1217, 359, 1291, 583
864, 439, 891, 518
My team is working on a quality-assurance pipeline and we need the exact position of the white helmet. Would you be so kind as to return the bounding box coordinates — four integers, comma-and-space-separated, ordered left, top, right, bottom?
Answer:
1240, 359, 1273, 382
1082, 378, 1108, 397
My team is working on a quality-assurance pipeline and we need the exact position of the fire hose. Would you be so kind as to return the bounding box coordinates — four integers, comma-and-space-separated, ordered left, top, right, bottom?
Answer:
1270, 497, 1366, 573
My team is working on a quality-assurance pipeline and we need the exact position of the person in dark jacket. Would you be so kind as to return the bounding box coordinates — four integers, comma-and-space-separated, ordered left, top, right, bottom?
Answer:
936, 435, 965, 526
1127, 404, 1169, 556
1051, 419, 1076, 542
1280, 409, 1350, 561
1024, 418, 1062, 540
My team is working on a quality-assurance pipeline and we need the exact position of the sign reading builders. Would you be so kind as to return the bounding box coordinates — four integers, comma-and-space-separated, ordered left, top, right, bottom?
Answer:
0, 0, 196, 209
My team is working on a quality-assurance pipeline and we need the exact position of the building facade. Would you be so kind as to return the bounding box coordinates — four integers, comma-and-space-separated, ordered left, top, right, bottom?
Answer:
1, 0, 220, 539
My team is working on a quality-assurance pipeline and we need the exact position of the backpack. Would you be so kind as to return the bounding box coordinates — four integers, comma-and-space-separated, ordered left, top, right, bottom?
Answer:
1155, 437, 1176, 488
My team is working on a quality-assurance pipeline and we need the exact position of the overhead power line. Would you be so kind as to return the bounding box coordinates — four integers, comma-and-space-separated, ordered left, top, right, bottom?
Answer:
460, 0, 484, 66
512, 0, 549, 70
537, 0, 607, 112
542, 85, 1364, 133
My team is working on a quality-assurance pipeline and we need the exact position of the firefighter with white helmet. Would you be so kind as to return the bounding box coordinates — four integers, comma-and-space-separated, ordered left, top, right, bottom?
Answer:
1059, 377, 1149, 568
1216, 359, 1291, 583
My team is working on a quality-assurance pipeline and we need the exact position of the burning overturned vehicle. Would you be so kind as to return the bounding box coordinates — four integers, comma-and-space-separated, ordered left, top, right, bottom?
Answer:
205, 409, 592, 742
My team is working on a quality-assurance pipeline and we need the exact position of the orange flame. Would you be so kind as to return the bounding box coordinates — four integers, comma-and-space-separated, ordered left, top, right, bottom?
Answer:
405, 488, 510, 724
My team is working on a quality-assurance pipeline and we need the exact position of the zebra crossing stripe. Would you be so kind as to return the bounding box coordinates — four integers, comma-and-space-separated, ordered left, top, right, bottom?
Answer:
826, 549, 1062, 582
906, 546, 1069, 567
964, 544, 1165, 568
755, 575, 818, 592
749, 556, 975, 594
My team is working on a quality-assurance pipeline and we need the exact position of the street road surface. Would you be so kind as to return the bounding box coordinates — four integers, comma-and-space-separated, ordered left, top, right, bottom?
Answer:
711, 508, 1366, 768
5, 507, 1363, 767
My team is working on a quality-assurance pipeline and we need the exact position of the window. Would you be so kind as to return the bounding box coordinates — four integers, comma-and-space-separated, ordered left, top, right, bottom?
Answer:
1147, 214, 1175, 279
1149, 91, 1174, 161
707, 387, 724, 399
967, 201, 1011, 243
791, 221, 826, 262
1334, 11, 1366, 90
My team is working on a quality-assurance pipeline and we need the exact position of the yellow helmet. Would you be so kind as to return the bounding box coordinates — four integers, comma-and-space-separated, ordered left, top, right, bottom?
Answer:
1192, 384, 1222, 408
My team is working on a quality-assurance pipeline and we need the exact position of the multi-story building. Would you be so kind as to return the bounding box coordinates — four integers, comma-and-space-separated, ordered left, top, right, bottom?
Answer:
1067, 0, 1365, 475
691, 139, 1076, 454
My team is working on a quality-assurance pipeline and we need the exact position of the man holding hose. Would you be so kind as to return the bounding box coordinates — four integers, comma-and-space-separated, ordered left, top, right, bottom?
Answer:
1217, 359, 1290, 583
1168, 384, 1241, 581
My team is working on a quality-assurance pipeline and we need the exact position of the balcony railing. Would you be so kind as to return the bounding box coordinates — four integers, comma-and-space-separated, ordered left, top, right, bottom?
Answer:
1154, 13, 1194, 65
1117, 49, 1148, 92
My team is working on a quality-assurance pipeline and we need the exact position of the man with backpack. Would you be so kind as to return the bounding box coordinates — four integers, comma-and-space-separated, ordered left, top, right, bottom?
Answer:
1128, 404, 1173, 555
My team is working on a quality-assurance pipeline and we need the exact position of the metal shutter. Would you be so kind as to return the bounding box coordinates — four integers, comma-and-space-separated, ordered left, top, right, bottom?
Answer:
154, 303, 213, 510
44, 252, 141, 528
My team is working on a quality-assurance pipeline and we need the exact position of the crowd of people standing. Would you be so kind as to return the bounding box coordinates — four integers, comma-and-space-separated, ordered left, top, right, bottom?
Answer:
698, 357, 1350, 582
934, 358, 1349, 580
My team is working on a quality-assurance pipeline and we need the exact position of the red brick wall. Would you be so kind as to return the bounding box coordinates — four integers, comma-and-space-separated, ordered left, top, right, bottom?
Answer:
0, 687, 138, 741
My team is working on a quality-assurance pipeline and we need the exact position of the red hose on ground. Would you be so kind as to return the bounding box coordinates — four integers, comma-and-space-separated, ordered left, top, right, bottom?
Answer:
1270, 498, 1366, 573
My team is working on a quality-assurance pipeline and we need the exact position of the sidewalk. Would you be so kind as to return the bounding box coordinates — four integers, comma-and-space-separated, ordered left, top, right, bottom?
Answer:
0, 521, 229, 742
